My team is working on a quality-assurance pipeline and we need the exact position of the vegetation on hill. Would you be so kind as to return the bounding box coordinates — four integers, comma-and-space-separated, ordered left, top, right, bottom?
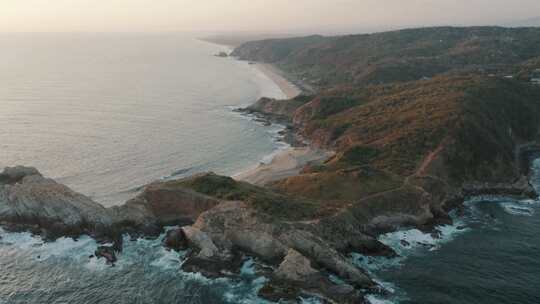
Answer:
232, 27, 540, 89
264, 76, 540, 204
158, 27, 537, 221
169, 173, 322, 220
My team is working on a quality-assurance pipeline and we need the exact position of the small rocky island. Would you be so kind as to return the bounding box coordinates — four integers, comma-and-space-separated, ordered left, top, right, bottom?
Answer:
3, 26, 540, 303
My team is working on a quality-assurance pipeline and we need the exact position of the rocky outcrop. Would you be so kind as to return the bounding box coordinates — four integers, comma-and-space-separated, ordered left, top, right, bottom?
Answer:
260, 249, 365, 304
0, 166, 113, 240
275, 249, 318, 280
109, 180, 221, 237
2, 163, 538, 303
0, 167, 222, 241
177, 201, 375, 302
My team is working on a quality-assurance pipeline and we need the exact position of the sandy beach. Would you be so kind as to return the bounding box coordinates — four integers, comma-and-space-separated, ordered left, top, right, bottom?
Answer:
207, 39, 325, 185
234, 147, 332, 185
235, 61, 327, 185
254, 63, 302, 99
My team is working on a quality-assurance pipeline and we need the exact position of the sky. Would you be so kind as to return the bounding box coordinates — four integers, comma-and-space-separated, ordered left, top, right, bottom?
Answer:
0, 0, 539, 33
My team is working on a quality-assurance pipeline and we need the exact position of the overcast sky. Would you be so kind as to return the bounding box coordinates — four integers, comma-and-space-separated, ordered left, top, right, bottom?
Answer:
1, 0, 539, 33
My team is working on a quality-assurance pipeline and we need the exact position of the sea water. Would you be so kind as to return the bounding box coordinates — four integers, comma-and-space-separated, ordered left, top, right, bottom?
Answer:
0, 33, 286, 206
365, 158, 540, 304
0, 32, 293, 304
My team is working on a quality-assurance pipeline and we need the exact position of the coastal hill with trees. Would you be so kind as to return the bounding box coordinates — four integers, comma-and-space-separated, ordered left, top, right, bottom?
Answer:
2, 26, 540, 303
232, 26, 540, 88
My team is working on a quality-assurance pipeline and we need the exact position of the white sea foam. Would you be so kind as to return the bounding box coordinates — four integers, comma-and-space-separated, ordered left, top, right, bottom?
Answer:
240, 258, 257, 276
222, 276, 270, 304
500, 201, 536, 216
465, 196, 539, 217
149, 246, 184, 271
354, 218, 470, 274
300, 297, 323, 304
366, 295, 398, 304
0, 228, 99, 262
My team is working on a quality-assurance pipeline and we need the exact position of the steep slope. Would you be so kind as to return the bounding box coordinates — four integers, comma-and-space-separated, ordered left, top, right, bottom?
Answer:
247, 76, 540, 219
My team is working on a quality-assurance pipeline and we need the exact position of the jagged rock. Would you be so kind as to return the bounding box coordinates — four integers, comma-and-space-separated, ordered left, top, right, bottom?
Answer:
275, 249, 318, 281
95, 245, 117, 265
261, 249, 364, 304
181, 252, 245, 278
182, 226, 220, 259
0, 166, 41, 184
163, 228, 189, 251
0, 166, 113, 239
192, 201, 288, 262
180, 201, 374, 289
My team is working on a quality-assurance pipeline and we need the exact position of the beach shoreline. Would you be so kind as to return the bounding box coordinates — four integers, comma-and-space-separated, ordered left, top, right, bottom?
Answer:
202, 37, 329, 185
252, 63, 302, 99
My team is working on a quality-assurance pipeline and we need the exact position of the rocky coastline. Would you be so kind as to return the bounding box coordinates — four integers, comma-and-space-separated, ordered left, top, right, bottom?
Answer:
2, 79, 540, 304
1, 138, 538, 302
3, 27, 540, 303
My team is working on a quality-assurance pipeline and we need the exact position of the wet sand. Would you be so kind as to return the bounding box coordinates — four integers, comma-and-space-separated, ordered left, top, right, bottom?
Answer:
254, 63, 302, 99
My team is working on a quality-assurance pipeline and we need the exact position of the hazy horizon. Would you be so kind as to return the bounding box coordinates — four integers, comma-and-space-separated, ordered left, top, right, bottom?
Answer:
1, 0, 539, 35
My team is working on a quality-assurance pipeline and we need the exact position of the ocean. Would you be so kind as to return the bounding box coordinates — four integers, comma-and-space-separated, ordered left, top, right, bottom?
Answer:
1, 33, 539, 304
363, 158, 540, 304
0, 33, 287, 206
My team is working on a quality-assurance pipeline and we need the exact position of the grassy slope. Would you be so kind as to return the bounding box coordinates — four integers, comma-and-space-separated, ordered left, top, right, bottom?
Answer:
167, 173, 322, 220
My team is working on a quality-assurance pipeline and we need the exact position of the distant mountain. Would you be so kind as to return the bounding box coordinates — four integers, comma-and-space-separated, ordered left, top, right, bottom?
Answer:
507, 16, 540, 27
232, 26, 540, 89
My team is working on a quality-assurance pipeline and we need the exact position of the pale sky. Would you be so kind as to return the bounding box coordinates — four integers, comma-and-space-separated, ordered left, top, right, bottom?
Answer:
1, 0, 539, 33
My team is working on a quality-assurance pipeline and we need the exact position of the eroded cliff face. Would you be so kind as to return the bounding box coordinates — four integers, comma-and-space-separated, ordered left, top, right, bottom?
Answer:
0, 166, 113, 240
0, 167, 379, 302
0, 167, 220, 240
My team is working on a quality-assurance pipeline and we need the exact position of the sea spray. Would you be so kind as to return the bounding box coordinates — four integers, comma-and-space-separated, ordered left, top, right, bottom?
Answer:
0, 228, 276, 304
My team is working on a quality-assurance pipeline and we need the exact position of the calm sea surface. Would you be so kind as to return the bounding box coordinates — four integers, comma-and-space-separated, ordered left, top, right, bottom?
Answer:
0, 33, 286, 206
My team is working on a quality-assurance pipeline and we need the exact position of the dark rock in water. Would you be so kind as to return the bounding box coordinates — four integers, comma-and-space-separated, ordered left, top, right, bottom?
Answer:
163, 228, 189, 252
181, 253, 245, 278
95, 246, 117, 265
431, 229, 442, 239
417, 242, 436, 250
456, 225, 467, 231
400, 240, 411, 247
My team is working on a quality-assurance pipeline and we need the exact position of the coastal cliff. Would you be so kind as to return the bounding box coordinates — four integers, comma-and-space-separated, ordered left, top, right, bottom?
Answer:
2, 26, 540, 303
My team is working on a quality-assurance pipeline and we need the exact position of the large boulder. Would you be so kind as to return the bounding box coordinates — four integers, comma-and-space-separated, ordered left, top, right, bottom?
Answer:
275, 249, 318, 281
